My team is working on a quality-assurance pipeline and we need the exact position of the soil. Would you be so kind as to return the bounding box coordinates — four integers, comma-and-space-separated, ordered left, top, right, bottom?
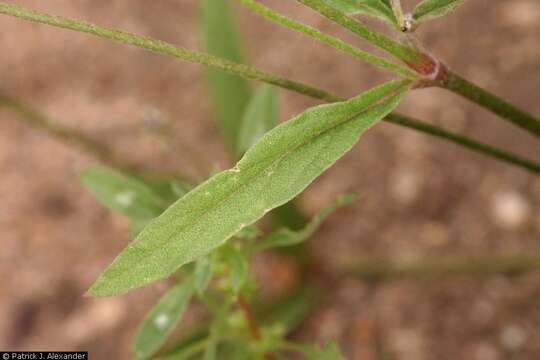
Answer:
0, 0, 539, 359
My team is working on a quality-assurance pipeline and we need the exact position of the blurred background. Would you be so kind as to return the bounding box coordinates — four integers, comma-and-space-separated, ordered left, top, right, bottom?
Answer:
0, 0, 539, 359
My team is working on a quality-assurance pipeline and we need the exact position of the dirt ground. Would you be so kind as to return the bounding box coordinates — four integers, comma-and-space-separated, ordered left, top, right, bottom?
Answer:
0, 0, 539, 359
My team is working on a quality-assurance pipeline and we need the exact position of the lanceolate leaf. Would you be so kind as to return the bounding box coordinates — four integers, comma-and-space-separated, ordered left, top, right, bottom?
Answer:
236, 84, 279, 157
201, 0, 251, 149
89, 80, 411, 296
134, 280, 194, 360
255, 193, 358, 251
82, 167, 169, 222
322, 0, 397, 26
413, 0, 466, 22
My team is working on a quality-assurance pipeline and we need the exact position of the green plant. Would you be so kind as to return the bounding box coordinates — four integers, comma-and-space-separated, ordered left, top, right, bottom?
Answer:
1, 0, 539, 358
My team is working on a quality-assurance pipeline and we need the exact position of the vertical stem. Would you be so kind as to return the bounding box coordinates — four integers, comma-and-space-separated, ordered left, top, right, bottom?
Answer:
442, 72, 540, 138
237, 295, 275, 360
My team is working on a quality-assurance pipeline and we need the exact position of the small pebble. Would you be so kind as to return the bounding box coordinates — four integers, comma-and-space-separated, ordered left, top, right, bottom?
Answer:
491, 190, 531, 229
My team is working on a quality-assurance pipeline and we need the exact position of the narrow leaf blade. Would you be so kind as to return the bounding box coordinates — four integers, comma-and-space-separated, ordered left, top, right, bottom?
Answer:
256, 193, 358, 251
413, 0, 466, 22
236, 85, 279, 156
322, 0, 397, 25
89, 80, 411, 296
134, 281, 194, 359
201, 0, 250, 148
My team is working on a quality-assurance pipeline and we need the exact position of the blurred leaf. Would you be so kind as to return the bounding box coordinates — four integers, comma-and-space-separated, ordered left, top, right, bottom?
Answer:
235, 225, 261, 240
221, 244, 249, 293
236, 85, 279, 156
157, 327, 210, 360
256, 193, 358, 251
170, 179, 195, 199
322, 0, 397, 25
413, 0, 466, 22
88, 80, 411, 296
194, 257, 214, 296
201, 0, 250, 149
134, 280, 194, 359
82, 166, 168, 222
204, 301, 231, 360
260, 286, 318, 331
305, 342, 345, 359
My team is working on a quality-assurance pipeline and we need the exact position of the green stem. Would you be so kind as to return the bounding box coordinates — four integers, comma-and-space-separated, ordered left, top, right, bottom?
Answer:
442, 72, 540, 138
0, 2, 538, 174
0, 2, 334, 102
296, 0, 422, 64
341, 255, 540, 280
239, 0, 418, 79
386, 113, 540, 173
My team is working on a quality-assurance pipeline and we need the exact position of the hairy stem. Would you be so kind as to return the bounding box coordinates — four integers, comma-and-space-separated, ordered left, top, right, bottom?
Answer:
0, 2, 538, 174
442, 72, 540, 138
341, 255, 540, 280
239, 0, 417, 79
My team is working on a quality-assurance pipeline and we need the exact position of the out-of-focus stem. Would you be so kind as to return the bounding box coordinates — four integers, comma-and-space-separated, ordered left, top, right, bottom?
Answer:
341, 255, 540, 280
0, 94, 139, 173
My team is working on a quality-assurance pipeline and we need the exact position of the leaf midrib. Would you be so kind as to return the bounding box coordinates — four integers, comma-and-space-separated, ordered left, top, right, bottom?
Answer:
97, 84, 408, 292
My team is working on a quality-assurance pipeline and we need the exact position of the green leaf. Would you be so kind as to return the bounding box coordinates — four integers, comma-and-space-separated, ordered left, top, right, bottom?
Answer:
201, 0, 251, 149
413, 0, 466, 22
134, 281, 194, 360
259, 286, 318, 331
221, 243, 249, 293
306, 342, 345, 359
236, 85, 279, 157
256, 193, 358, 251
194, 257, 214, 296
88, 80, 411, 296
82, 167, 168, 222
322, 0, 397, 25
170, 179, 195, 199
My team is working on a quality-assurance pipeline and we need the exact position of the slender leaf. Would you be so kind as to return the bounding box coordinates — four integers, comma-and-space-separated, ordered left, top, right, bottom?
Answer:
236, 85, 279, 156
256, 193, 358, 251
82, 167, 168, 222
201, 0, 250, 148
259, 286, 318, 331
194, 257, 214, 296
322, 0, 397, 25
221, 244, 249, 293
170, 179, 195, 199
88, 80, 411, 296
134, 281, 194, 359
306, 342, 345, 359
413, 0, 466, 22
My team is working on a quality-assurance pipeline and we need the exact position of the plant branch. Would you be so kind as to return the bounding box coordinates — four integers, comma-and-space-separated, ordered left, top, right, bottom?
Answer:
442, 72, 540, 138
0, 2, 538, 174
386, 113, 540, 173
239, 0, 418, 79
340, 255, 540, 280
